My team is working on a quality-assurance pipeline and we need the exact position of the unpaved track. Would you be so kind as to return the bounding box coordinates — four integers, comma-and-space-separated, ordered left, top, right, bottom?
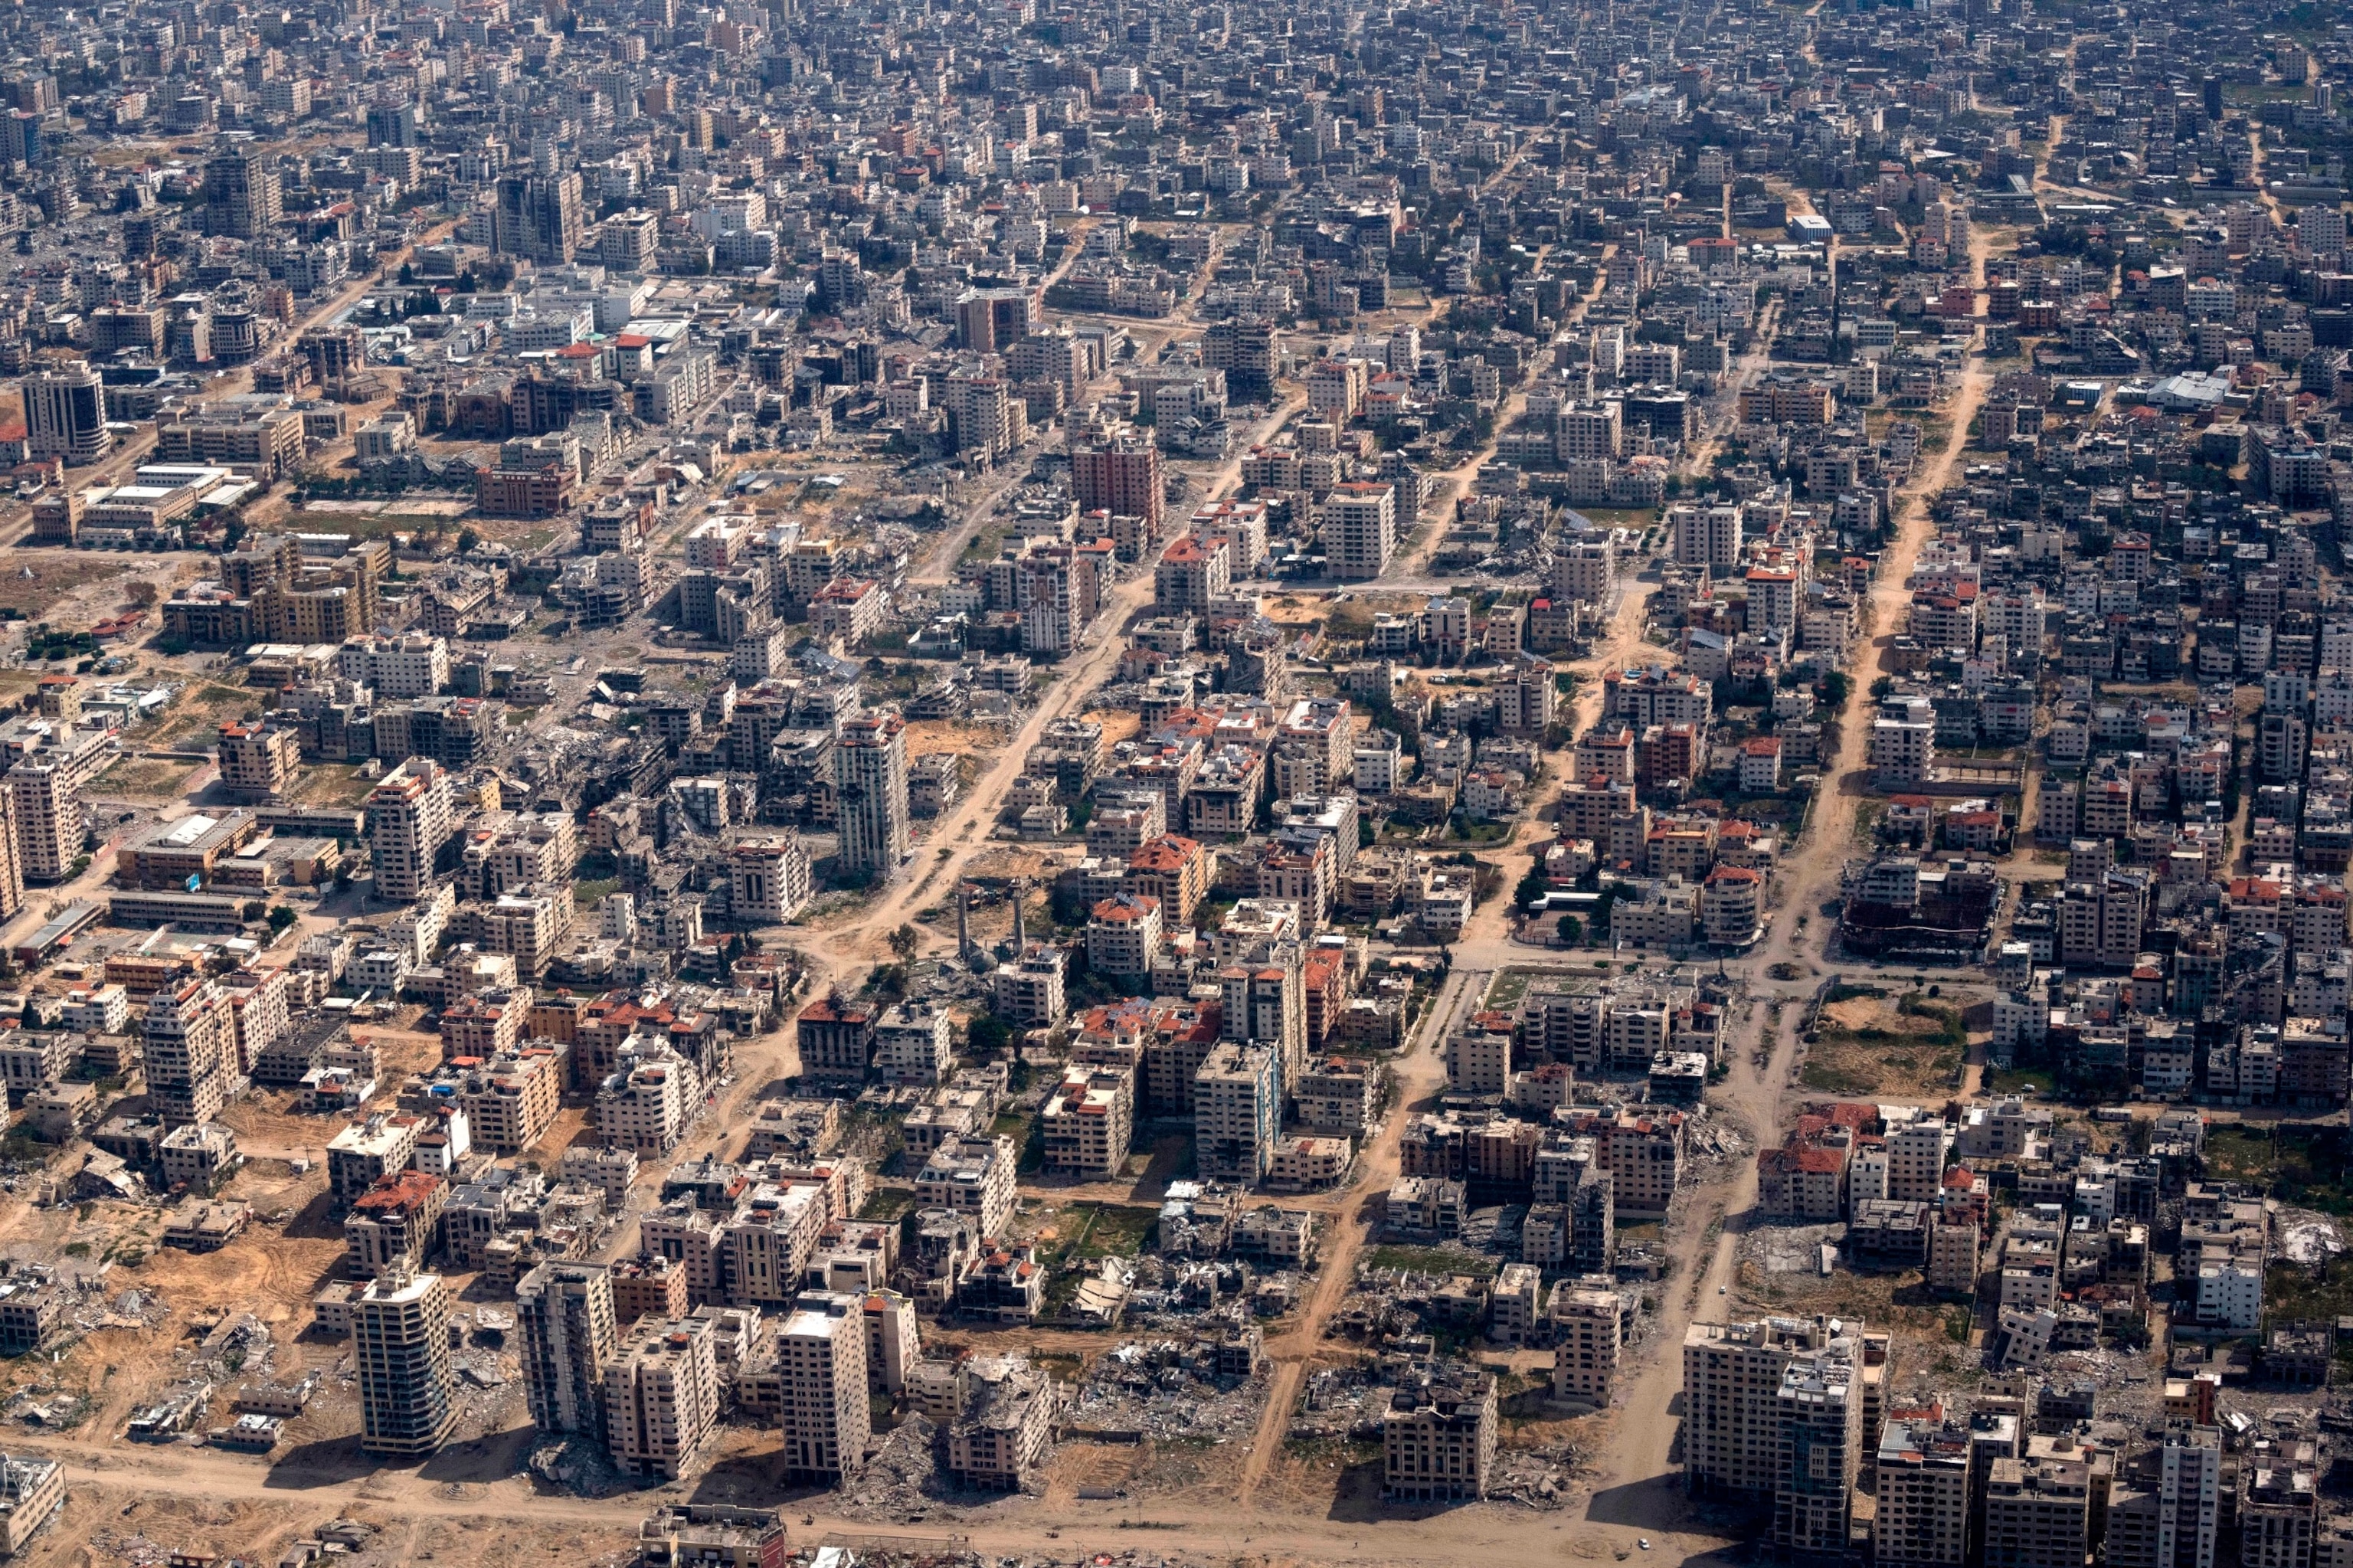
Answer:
1576, 223, 2000, 1530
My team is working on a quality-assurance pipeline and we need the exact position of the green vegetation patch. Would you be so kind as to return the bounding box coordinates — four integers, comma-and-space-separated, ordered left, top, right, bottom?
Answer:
1363, 1245, 1500, 1279
858, 1187, 916, 1223
2205, 1125, 2353, 1214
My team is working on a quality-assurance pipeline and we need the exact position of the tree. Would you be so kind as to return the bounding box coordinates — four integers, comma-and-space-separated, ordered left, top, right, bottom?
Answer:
966, 1013, 1014, 1059
457, 528, 480, 554
267, 905, 297, 933
888, 924, 920, 964
1557, 914, 1586, 947
125, 581, 159, 609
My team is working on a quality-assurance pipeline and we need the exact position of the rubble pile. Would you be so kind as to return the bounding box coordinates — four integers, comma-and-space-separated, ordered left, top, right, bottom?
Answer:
1744, 1222, 1847, 1276
840, 1409, 947, 1519
1460, 1203, 1527, 1254
2275, 1208, 2345, 1268
454, 1349, 512, 1387
529, 1434, 630, 1498
1066, 1339, 1268, 1442
195, 1313, 274, 1380
4, 1383, 90, 1428
1684, 1118, 1752, 1170
87, 1529, 174, 1567
1287, 1363, 1389, 1442
1489, 1442, 1580, 1510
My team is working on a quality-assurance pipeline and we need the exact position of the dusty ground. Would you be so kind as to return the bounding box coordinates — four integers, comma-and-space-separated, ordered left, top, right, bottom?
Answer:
0, 551, 147, 620
1261, 594, 1327, 627
347, 1027, 447, 1080
1078, 708, 1144, 747
905, 720, 1010, 758
148, 680, 267, 748
292, 761, 376, 807
87, 756, 206, 802
29, 1485, 637, 1568
962, 846, 1075, 883
1798, 993, 1969, 1102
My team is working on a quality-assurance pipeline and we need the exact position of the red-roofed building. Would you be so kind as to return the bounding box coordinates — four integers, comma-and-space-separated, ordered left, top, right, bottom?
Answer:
1759, 1143, 1848, 1220
1126, 834, 1207, 924
956, 1241, 1044, 1322
1301, 948, 1352, 1049
343, 1169, 447, 1276
797, 993, 877, 1079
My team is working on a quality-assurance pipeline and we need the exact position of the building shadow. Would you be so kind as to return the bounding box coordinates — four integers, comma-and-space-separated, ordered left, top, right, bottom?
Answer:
418, 1422, 535, 1483
263, 1433, 382, 1490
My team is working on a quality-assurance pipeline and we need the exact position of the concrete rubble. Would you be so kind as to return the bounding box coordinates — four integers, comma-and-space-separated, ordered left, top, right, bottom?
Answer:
1066, 1338, 1268, 1442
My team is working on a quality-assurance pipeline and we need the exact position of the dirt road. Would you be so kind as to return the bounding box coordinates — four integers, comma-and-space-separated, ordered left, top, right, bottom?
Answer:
1232, 954, 1471, 1504
5, 1430, 1710, 1566
1576, 224, 2001, 1530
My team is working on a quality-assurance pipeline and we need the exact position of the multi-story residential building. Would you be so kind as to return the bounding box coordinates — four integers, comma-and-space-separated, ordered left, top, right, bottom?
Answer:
914, 1136, 1018, 1238
517, 1260, 618, 1442
1086, 893, 1163, 979
1550, 1285, 1622, 1407
144, 977, 239, 1126
6, 764, 74, 882
1323, 481, 1396, 580
834, 712, 910, 881
1194, 1041, 1279, 1183
1875, 1416, 1974, 1568
794, 994, 875, 1078
1775, 1342, 1863, 1557
352, 1269, 458, 1456
2059, 869, 2151, 970
216, 722, 300, 799
1154, 533, 1231, 615
945, 1355, 1055, 1489
453, 1046, 561, 1153
326, 1111, 426, 1207
1041, 1062, 1135, 1180
1072, 430, 1164, 534
344, 1170, 447, 1278
1383, 1366, 1497, 1501
728, 834, 813, 925
2146, 1427, 2223, 1568
1683, 1315, 1848, 1496
24, 362, 110, 465
1886, 1119, 1952, 1203
1668, 502, 1743, 567
2243, 1463, 2319, 1568
1982, 1453, 2092, 1568
366, 758, 455, 905
779, 1291, 869, 1482
993, 943, 1068, 1029
604, 1314, 721, 1478
596, 1044, 703, 1154
873, 1000, 955, 1085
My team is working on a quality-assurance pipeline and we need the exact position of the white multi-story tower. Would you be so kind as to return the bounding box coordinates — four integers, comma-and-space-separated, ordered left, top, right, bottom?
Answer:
779, 1291, 870, 1481
366, 758, 454, 903
353, 1268, 457, 1456
517, 1260, 617, 1442
144, 977, 238, 1126
1323, 481, 1396, 581
603, 1314, 720, 1478
24, 362, 110, 465
833, 712, 909, 880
